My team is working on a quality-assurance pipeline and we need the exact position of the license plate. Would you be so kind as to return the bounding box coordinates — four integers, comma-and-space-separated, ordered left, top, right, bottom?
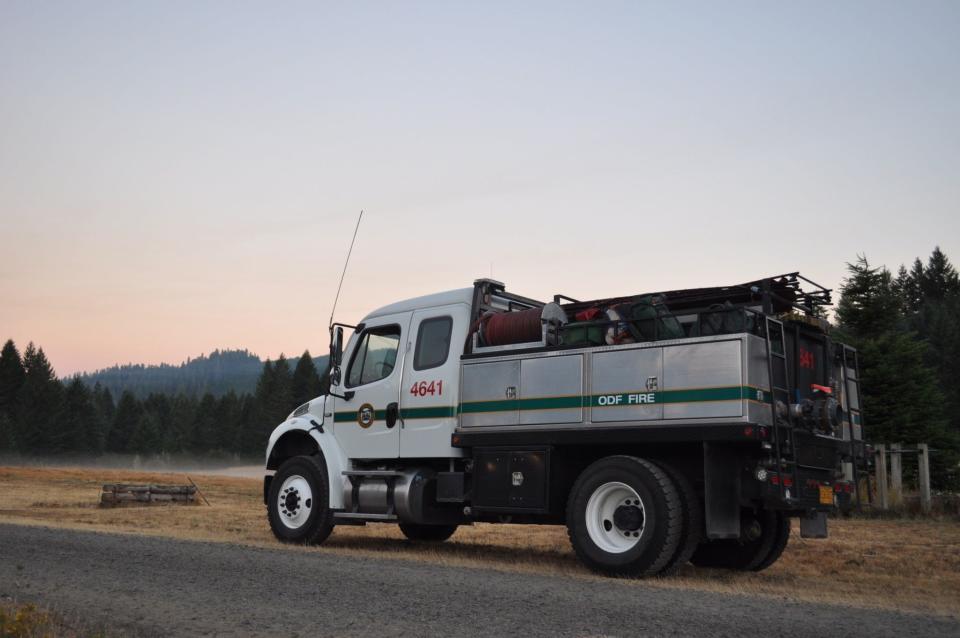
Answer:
819, 485, 834, 505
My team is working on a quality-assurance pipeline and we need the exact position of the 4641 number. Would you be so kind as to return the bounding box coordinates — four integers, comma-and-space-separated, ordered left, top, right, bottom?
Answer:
409, 380, 443, 397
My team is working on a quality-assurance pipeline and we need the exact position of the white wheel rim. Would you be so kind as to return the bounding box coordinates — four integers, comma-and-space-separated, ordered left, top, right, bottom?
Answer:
585, 481, 645, 554
277, 474, 313, 530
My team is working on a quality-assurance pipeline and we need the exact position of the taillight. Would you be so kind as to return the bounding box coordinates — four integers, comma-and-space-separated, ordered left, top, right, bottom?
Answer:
768, 474, 792, 487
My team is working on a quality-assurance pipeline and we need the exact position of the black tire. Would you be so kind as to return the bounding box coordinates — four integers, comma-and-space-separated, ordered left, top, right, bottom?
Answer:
690, 508, 783, 571
398, 523, 458, 542
268, 455, 335, 545
653, 462, 703, 575
566, 455, 682, 577
752, 512, 791, 571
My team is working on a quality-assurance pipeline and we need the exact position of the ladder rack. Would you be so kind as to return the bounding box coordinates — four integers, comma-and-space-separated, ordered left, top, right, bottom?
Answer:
841, 345, 869, 510
764, 317, 799, 502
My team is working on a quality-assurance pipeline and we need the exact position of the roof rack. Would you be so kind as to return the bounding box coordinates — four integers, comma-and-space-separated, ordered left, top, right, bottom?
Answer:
558, 273, 832, 317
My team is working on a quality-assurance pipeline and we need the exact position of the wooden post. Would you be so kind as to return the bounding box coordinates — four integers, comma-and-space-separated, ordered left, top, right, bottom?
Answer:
875, 444, 888, 510
918, 443, 932, 515
890, 443, 903, 507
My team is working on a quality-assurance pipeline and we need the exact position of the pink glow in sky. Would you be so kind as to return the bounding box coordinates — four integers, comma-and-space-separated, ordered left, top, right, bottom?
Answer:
2, 3, 958, 376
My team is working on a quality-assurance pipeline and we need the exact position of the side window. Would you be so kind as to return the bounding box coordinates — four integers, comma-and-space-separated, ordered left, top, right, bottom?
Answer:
414, 316, 453, 371
346, 325, 401, 388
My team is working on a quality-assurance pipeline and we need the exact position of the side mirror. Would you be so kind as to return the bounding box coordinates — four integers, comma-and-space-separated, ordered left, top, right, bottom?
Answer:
327, 325, 354, 400
332, 327, 344, 366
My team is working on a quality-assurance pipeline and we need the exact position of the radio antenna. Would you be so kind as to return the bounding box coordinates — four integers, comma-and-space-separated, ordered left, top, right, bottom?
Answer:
329, 210, 363, 329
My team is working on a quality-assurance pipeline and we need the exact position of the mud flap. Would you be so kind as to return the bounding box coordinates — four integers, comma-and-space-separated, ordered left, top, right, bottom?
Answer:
800, 511, 828, 538
263, 475, 273, 505
703, 442, 740, 539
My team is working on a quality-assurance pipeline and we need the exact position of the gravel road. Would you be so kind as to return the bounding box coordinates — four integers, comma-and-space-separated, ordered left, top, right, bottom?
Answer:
1, 523, 956, 637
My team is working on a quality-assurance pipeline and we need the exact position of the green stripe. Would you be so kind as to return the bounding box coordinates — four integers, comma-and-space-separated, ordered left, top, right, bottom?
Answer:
462, 385, 770, 414
332, 385, 774, 423
334, 405, 457, 423
402, 406, 458, 419
459, 399, 518, 414
460, 395, 585, 414
333, 409, 387, 422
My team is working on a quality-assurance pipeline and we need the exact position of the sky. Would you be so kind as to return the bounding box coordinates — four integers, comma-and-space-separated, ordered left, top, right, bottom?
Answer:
1, 2, 958, 376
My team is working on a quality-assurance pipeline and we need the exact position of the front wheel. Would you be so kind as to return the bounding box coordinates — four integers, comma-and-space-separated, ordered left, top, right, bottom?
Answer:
399, 523, 458, 542
268, 455, 335, 545
566, 456, 682, 577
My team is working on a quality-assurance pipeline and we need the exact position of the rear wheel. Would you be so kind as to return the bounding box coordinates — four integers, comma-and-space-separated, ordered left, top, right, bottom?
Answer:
399, 523, 458, 542
690, 508, 788, 571
566, 456, 682, 577
268, 455, 335, 545
654, 462, 703, 574
752, 513, 791, 571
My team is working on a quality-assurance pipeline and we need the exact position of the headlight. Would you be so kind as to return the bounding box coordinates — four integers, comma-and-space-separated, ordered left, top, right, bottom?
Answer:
291, 402, 310, 418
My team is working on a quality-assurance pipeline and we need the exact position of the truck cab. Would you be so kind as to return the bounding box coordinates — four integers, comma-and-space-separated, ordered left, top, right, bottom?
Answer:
264, 274, 868, 576
329, 288, 471, 460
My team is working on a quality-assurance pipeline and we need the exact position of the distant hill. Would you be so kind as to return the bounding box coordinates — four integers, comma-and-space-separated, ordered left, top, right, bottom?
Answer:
77, 349, 329, 399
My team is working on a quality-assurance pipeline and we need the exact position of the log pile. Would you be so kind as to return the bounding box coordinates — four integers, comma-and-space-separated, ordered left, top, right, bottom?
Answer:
100, 484, 198, 507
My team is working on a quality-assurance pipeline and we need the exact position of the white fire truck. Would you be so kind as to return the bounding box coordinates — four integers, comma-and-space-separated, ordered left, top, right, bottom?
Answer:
264, 275, 867, 576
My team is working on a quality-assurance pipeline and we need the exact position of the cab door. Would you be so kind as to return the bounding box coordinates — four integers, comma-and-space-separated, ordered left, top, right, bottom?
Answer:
399, 303, 469, 457
333, 311, 411, 459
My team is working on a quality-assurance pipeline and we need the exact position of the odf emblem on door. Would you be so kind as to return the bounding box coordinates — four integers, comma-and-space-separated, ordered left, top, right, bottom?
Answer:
357, 403, 376, 428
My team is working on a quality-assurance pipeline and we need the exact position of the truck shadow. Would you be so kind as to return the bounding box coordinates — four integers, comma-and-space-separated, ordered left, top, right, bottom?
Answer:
323, 532, 583, 574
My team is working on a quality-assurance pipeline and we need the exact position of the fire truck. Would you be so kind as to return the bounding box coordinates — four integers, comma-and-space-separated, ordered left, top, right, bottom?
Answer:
264, 274, 867, 576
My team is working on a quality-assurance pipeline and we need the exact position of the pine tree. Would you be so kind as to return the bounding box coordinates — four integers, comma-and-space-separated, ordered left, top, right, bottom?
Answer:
836, 256, 959, 489
233, 394, 260, 454
142, 394, 173, 454
18, 343, 65, 453
893, 265, 922, 315
92, 384, 115, 452
0, 412, 14, 452
215, 391, 241, 451
291, 350, 321, 409
0, 340, 26, 420
923, 293, 960, 431
166, 395, 197, 453
240, 358, 281, 455
907, 259, 925, 313
129, 410, 162, 453
920, 246, 960, 301
63, 378, 103, 453
896, 248, 960, 450
270, 356, 294, 425
192, 393, 219, 452
0, 340, 26, 450
835, 256, 902, 336
108, 391, 142, 453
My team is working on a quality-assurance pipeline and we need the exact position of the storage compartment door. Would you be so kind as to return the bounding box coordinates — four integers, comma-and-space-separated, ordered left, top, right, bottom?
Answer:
663, 340, 743, 419
473, 448, 548, 512
520, 355, 583, 425
460, 360, 520, 427
591, 348, 663, 422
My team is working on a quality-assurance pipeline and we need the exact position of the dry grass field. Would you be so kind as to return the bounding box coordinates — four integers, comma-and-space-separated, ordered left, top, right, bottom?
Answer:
2, 466, 958, 618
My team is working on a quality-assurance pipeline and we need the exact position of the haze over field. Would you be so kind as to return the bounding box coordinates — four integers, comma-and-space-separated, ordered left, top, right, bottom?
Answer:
2, 2, 958, 375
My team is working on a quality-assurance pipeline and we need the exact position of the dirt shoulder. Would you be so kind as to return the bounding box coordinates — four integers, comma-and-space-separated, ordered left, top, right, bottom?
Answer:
1, 466, 958, 618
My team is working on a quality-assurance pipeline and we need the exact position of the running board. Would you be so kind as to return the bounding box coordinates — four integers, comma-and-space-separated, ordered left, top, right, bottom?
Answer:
333, 512, 398, 522
341, 470, 404, 478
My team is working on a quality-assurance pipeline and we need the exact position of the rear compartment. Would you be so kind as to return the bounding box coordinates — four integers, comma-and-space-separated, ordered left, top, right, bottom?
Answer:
455, 274, 868, 529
